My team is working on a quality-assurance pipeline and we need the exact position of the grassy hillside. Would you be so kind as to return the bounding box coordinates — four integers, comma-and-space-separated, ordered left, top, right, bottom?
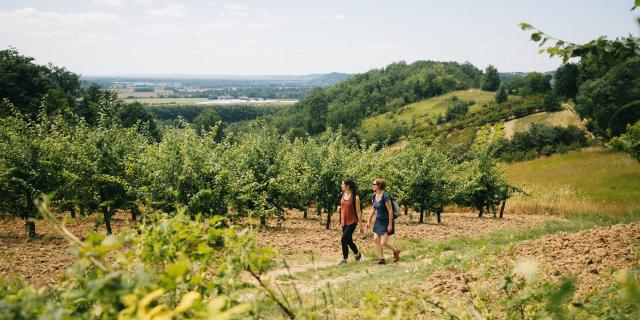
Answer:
504, 109, 583, 138
504, 147, 640, 215
361, 89, 495, 135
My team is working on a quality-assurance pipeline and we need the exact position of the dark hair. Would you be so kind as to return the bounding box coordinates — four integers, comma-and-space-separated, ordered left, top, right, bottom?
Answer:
342, 177, 358, 193
373, 178, 386, 190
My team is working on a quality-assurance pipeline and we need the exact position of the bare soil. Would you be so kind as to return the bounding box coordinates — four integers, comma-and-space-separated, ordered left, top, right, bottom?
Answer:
419, 222, 640, 303
0, 212, 131, 287
1, 209, 552, 288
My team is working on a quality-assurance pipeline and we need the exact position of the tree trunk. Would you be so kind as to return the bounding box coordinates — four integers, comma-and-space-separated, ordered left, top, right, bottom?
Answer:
499, 200, 506, 219
70, 206, 76, 219
80, 206, 85, 217
303, 208, 308, 219
260, 215, 266, 228
325, 207, 332, 230
131, 206, 139, 223
404, 206, 409, 221
103, 207, 113, 235
436, 208, 442, 224
24, 192, 36, 240
478, 208, 484, 218
25, 219, 36, 240
419, 209, 425, 224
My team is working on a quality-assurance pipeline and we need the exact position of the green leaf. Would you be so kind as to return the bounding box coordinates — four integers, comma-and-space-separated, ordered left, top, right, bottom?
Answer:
531, 32, 542, 42
166, 259, 190, 278
518, 22, 534, 30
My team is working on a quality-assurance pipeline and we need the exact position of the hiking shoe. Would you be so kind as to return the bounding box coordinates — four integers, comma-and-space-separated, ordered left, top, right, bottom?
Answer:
393, 249, 400, 263
375, 258, 386, 265
355, 252, 362, 261
339, 259, 348, 265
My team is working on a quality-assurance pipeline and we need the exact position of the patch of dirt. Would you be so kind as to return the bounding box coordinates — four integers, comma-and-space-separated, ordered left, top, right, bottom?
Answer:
418, 222, 640, 303
255, 209, 553, 260
0, 212, 132, 287
510, 222, 640, 296
0, 208, 552, 288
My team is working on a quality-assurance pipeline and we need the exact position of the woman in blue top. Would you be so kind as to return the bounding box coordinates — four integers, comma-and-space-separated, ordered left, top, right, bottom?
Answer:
365, 178, 400, 264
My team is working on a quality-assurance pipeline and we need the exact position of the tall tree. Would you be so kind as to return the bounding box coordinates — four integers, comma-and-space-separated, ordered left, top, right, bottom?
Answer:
495, 84, 508, 103
554, 63, 579, 99
301, 88, 328, 135
480, 65, 501, 91
0, 48, 79, 118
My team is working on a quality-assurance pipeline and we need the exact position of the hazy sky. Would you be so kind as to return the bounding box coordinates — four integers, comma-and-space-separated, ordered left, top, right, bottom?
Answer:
1, 0, 638, 75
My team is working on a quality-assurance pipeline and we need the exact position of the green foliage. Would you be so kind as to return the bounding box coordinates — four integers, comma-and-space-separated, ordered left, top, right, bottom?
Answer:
554, 63, 579, 98
611, 120, 640, 162
542, 92, 561, 112
609, 101, 640, 137
193, 108, 225, 140
504, 72, 552, 96
0, 48, 80, 119
0, 99, 78, 238
270, 60, 482, 135
0, 202, 277, 319
444, 99, 470, 122
455, 150, 512, 217
495, 84, 508, 103
118, 102, 161, 141
222, 123, 288, 225
576, 57, 640, 136
301, 88, 328, 135
520, 9, 640, 141
494, 124, 587, 162
480, 65, 501, 91
147, 104, 281, 125
397, 144, 453, 223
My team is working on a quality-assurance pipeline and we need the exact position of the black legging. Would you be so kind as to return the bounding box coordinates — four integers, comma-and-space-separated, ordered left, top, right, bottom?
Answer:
341, 223, 359, 259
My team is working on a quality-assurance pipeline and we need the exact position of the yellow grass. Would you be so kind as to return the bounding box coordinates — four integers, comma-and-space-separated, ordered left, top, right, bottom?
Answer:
504, 147, 640, 215
504, 110, 584, 139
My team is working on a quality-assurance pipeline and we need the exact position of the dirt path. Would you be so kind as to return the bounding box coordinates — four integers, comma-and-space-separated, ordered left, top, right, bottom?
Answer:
1, 209, 553, 288
250, 210, 556, 295
255, 210, 553, 260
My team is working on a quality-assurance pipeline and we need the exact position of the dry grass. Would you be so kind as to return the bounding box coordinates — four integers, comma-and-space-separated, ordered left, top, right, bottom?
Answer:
504, 110, 584, 139
504, 147, 640, 215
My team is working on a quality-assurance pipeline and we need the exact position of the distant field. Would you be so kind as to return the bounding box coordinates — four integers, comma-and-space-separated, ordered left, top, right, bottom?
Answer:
504, 110, 584, 139
122, 97, 298, 106
361, 89, 496, 134
504, 148, 640, 215
122, 97, 211, 105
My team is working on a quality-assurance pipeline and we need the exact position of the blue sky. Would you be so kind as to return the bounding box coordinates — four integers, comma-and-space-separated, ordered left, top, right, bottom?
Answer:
0, 0, 637, 75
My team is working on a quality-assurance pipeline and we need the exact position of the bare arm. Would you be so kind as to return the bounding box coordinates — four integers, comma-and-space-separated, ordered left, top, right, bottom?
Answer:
385, 199, 393, 229
356, 196, 364, 232
366, 204, 375, 227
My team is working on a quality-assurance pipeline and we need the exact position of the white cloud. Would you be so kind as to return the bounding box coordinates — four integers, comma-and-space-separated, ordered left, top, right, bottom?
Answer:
135, 0, 154, 5
220, 3, 248, 18
146, 2, 187, 19
223, 4, 247, 11
318, 13, 345, 21
93, 0, 125, 7
0, 7, 121, 32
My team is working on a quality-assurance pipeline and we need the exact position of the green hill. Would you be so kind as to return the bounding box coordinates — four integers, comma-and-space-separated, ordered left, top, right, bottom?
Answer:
359, 89, 496, 143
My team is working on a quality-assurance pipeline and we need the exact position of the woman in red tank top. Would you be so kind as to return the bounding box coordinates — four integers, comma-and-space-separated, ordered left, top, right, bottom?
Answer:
338, 178, 363, 265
